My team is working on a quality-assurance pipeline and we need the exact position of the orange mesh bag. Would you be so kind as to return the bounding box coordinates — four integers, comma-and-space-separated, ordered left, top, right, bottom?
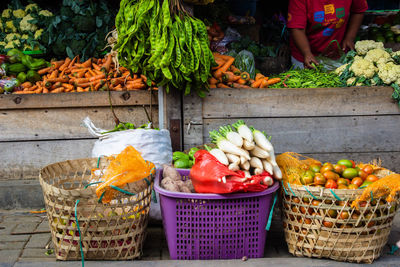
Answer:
96, 146, 156, 203
277, 152, 400, 263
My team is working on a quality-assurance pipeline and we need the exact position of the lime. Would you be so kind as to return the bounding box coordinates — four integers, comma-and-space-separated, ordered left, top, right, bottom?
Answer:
337, 159, 353, 168
174, 159, 191, 169
342, 168, 358, 179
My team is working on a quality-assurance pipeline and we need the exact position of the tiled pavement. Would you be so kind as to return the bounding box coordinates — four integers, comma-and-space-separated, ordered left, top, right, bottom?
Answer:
0, 210, 399, 267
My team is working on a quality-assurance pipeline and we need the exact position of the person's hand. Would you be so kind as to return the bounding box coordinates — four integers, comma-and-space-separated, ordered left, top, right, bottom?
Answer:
303, 53, 319, 69
342, 38, 355, 52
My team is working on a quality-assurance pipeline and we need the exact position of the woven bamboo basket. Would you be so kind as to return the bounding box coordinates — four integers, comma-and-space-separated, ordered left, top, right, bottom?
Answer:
39, 158, 154, 261
281, 181, 399, 263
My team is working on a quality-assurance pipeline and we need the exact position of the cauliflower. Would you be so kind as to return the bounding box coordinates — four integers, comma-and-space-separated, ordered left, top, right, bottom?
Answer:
12, 39, 21, 46
4, 42, 14, 49
39, 10, 53, 17
23, 44, 32, 51
2, 9, 12, 18
349, 58, 377, 79
364, 48, 392, 65
21, 34, 28, 40
25, 4, 39, 12
355, 40, 385, 56
13, 9, 26, 18
20, 14, 37, 32
0, 41, 6, 47
5, 33, 20, 42
377, 62, 400, 85
391, 51, 400, 57
5, 21, 17, 32
34, 29, 43, 39
335, 63, 348, 76
347, 77, 356, 86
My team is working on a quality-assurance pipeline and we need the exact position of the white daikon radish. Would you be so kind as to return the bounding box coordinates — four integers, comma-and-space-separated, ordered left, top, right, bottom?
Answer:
219, 125, 243, 147
232, 120, 253, 142
262, 160, 273, 175
244, 171, 251, 178
240, 156, 247, 165
226, 153, 240, 165
250, 146, 270, 159
240, 161, 250, 171
210, 148, 229, 165
229, 162, 240, 171
263, 176, 274, 186
254, 168, 263, 175
250, 157, 263, 170
243, 140, 255, 150
253, 129, 273, 152
210, 131, 251, 160
272, 164, 282, 180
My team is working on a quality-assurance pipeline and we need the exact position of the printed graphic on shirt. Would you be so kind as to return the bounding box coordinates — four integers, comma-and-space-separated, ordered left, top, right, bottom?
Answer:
336, 18, 345, 29
336, 7, 345, 18
288, 12, 292, 22
324, 4, 335, 15
314, 11, 325, 23
322, 27, 334, 36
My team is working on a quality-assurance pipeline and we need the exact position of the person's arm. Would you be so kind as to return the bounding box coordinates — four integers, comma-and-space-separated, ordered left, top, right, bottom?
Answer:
342, 13, 364, 51
291, 28, 319, 68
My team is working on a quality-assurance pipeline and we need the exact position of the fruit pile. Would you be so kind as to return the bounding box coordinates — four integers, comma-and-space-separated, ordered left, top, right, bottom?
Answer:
301, 159, 379, 189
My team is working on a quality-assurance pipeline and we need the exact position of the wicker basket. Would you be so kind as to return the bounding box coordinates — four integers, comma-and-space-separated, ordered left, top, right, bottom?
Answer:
281, 183, 399, 263
39, 158, 153, 260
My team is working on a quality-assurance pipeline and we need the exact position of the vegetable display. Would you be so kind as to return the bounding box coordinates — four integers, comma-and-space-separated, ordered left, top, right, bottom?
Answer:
0, 2, 53, 53
44, 0, 115, 61
210, 52, 281, 88
14, 54, 153, 94
115, 0, 214, 96
208, 120, 282, 181
335, 40, 400, 105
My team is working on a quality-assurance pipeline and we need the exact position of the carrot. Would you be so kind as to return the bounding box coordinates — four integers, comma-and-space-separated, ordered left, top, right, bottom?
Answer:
102, 54, 112, 72
260, 79, 269, 88
214, 57, 235, 79
75, 71, 86, 78
21, 82, 32, 88
86, 69, 96, 77
222, 72, 240, 83
38, 67, 52, 75
240, 72, 250, 81
75, 82, 92, 88
43, 88, 49, 94
74, 78, 89, 84
217, 83, 230, 88
255, 73, 265, 81
24, 85, 38, 91
62, 83, 74, 91
266, 77, 281, 85
51, 60, 64, 69
14, 90, 35, 94
84, 72, 92, 79
212, 58, 226, 70
77, 87, 85, 92
230, 65, 241, 75
114, 84, 123, 91
213, 52, 234, 61
49, 70, 59, 79
93, 69, 104, 76
68, 55, 79, 68
34, 87, 43, 94
77, 58, 92, 68
232, 83, 251, 89
251, 79, 263, 88
51, 88, 64, 93
126, 83, 146, 90
59, 58, 71, 71
208, 77, 219, 85
64, 87, 74, 92
94, 82, 102, 91
237, 78, 247, 85
209, 84, 217, 89
89, 74, 105, 82
46, 77, 69, 83
51, 82, 62, 89
110, 77, 125, 86
92, 63, 101, 71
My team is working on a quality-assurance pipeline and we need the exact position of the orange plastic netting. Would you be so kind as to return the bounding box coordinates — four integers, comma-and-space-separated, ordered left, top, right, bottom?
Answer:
276, 152, 400, 204
96, 146, 155, 203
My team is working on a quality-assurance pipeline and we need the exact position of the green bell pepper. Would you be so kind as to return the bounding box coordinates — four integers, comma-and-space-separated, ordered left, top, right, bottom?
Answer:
7, 49, 24, 64
17, 72, 26, 83
26, 70, 41, 83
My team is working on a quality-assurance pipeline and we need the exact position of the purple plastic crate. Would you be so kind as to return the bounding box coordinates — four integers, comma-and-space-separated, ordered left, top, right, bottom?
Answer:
154, 168, 279, 260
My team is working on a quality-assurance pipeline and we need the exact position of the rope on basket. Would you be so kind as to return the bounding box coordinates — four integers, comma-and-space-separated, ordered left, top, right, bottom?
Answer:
329, 189, 342, 201
281, 182, 289, 195
266, 192, 278, 231
303, 186, 318, 200
287, 183, 297, 197
74, 200, 85, 267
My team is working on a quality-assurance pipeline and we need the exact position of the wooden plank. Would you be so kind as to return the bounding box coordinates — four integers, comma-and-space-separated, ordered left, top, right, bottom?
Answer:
0, 90, 158, 110
0, 139, 95, 180
183, 92, 203, 150
302, 152, 400, 173
203, 87, 400, 118
203, 116, 400, 153
164, 88, 183, 150
0, 106, 159, 141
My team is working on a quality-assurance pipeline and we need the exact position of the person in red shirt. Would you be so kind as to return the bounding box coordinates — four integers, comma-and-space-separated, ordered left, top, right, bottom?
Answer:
288, 0, 368, 68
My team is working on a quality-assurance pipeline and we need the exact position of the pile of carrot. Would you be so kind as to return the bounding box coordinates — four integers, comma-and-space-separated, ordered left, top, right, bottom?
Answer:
14, 54, 155, 94
209, 52, 281, 89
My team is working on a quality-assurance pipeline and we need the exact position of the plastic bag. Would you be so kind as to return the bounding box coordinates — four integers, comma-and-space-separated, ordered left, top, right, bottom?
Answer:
235, 50, 256, 79
211, 27, 241, 54
190, 150, 271, 194
315, 56, 343, 72
96, 146, 155, 203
